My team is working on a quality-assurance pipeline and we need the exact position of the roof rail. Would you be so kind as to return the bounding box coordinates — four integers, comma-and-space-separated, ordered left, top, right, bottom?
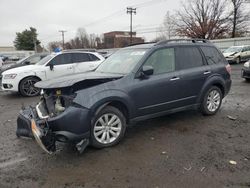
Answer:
62, 48, 97, 52
156, 38, 210, 46
127, 42, 156, 47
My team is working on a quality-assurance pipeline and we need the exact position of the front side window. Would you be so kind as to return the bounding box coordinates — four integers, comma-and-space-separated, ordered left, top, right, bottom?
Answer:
50, 54, 72, 66
201, 46, 225, 65
176, 47, 204, 69
144, 48, 175, 75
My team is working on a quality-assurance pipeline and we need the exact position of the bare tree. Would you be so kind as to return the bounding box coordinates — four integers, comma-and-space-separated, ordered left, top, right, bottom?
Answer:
175, 0, 229, 39
229, 0, 250, 38
160, 11, 177, 40
47, 41, 62, 52
77, 28, 90, 48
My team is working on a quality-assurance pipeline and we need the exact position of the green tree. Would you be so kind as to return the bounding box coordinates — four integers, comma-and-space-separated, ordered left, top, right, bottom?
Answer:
14, 27, 40, 50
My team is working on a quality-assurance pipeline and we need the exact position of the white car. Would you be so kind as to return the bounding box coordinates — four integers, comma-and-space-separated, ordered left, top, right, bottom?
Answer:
1, 51, 105, 96
223, 45, 250, 64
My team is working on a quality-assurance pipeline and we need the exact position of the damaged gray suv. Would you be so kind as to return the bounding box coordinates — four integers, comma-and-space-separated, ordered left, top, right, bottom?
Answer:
17, 39, 232, 154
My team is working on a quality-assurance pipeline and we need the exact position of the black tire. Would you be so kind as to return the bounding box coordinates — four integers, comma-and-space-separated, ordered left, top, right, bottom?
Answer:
245, 78, 250, 82
200, 86, 222, 115
236, 57, 241, 64
90, 106, 126, 148
19, 77, 41, 97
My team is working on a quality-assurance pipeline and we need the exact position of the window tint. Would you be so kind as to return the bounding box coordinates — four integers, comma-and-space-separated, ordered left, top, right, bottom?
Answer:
50, 54, 72, 65
72, 53, 90, 63
144, 48, 175, 75
200, 46, 225, 65
89, 54, 100, 61
176, 47, 203, 70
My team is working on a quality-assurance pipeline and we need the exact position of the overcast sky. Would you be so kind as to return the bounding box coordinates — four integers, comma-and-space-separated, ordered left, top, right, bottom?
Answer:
0, 0, 182, 47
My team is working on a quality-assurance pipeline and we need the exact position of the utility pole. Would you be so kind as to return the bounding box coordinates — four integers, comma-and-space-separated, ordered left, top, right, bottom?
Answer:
59, 30, 67, 49
127, 7, 136, 45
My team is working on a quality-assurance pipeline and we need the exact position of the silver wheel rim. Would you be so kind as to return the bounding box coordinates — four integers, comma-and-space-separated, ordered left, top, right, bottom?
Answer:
94, 113, 122, 144
21, 79, 39, 96
207, 90, 221, 112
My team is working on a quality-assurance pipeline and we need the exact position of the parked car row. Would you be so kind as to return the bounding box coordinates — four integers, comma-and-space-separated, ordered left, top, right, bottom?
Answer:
15, 39, 232, 154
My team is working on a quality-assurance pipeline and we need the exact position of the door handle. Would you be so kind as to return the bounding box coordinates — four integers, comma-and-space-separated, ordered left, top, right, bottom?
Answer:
204, 71, 211, 75
170, 77, 180, 81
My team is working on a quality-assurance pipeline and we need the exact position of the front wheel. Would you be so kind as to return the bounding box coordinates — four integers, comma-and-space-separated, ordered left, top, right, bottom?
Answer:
200, 86, 222, 115
90, 106, 126, 148
19, 77, 41, 97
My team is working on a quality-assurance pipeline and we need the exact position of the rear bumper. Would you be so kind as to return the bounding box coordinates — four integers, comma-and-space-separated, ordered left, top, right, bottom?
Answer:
242, 68, 250, 79
17, 105, 91, 153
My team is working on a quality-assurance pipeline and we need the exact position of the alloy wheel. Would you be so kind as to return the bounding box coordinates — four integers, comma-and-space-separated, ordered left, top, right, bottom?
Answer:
93, 113, 122, 144
21, 79, 40, 96
206, 90, 221, 112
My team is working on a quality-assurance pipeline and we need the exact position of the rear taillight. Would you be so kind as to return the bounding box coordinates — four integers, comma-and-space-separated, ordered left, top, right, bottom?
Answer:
226, 64, 231, 74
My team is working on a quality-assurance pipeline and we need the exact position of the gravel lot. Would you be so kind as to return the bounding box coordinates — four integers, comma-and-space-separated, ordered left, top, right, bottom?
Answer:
0, 64, 249, 188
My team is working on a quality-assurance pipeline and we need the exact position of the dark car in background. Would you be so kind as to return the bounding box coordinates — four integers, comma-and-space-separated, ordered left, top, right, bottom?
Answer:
242, 60, 250, 81
0, 53, 49, 78
16, 39, 231, 154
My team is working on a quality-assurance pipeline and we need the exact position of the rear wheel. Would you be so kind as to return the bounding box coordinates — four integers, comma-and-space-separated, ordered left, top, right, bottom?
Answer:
200, 86, 222, 115
19, 77, 41, 97
245, 78, 250, 82
90, 106, 126, 148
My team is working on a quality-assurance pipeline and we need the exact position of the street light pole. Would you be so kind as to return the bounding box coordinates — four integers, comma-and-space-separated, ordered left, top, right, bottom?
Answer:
127, 7, 136, 45
59, 30, 67, 49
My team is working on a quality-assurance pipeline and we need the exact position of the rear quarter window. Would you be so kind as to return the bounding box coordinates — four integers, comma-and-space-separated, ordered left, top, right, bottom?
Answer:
200, 46, 225, 65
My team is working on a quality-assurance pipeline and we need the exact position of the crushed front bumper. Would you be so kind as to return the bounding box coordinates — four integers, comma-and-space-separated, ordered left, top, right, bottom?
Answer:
16, 104, 91, 154
17, 106, 56, 154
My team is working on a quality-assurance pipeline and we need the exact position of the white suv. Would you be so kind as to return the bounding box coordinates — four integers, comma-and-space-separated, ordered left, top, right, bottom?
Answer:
1, 51, 105, 96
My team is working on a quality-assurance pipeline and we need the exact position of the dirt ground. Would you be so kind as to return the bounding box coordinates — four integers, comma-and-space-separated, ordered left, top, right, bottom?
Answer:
0, 64, 249, 188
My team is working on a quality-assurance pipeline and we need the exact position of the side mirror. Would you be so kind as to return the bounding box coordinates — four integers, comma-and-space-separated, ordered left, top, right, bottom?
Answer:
24, 61, 30, 65
142, 66, 154, 76
49, 63, 54, 71
137, 65, 154, 79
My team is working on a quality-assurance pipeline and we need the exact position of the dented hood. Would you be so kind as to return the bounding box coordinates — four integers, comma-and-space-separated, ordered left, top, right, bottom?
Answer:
35, 71, 124, 89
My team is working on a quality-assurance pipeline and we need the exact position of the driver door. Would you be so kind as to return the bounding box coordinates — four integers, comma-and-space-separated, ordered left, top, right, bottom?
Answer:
45, 53, 74, 80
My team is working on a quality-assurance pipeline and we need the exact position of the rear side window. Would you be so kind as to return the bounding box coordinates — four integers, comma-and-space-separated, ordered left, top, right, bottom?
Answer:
72, 53, 90, 63
89, 54, 100, 61
144, 48, 175, 75
50, 54, 72, 65
175, 47, 204, 70
200, 46, 225, 65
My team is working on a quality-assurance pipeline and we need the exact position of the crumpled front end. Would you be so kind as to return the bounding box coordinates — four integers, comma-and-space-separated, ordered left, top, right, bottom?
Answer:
17, 106, 56, 154
16, 89, 91, 154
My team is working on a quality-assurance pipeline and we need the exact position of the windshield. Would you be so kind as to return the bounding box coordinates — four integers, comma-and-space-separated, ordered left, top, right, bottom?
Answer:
96, 49, 147, 74
36, 54, 55, 65
224, 46, 242, 53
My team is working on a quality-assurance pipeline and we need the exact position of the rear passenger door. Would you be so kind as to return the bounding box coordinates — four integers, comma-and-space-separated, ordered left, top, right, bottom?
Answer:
175, 46, 210, 105
72, 53, 101, 73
